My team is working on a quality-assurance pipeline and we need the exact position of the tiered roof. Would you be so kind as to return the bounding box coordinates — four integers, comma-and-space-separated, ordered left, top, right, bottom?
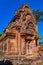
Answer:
0, 4, 39, 40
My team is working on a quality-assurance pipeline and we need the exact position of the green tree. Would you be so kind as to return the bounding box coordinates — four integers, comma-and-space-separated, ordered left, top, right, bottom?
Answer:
0, 32, 4, 37
39, 37, 43, 45
32, 9, 43, 22
0, 33, 2, 36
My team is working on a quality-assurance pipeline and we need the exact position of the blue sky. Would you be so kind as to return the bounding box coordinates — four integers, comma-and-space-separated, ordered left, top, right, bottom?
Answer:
0, 0, 43, 38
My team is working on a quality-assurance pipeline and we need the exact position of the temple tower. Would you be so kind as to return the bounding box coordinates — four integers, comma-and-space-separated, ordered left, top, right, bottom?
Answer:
0, 4, 39, 59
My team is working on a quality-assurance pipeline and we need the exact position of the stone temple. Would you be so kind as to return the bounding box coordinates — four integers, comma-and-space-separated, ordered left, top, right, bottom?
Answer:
0, 4, 40, 65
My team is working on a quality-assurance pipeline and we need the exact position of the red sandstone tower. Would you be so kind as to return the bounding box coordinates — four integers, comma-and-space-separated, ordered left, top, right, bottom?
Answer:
0, 4, 39, 59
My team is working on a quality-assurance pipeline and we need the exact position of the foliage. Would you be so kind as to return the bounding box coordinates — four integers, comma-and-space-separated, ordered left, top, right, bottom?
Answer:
32, 9, 43, 22
32, 9, 43, 45
0, 32, 4, 37
39, 37, 43, 45
0, 33, 2, 36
